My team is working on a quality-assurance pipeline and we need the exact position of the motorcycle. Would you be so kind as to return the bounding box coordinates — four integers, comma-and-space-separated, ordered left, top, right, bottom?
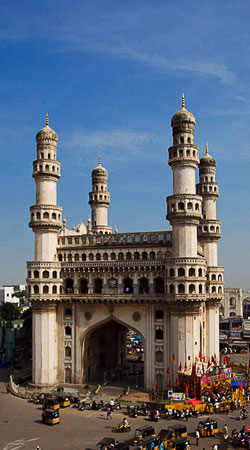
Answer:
114, 422, 131, 433
78, 401, 86, 411
239, 410, 248, 420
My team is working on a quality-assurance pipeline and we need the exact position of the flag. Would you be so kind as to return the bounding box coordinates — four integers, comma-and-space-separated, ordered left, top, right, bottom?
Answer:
153, 379, 157, 391
173, 353, 176, 363
199, 351, 202, 360
167, 367, 170, 377
239, 381, 243, 392
179, 362, 182, 371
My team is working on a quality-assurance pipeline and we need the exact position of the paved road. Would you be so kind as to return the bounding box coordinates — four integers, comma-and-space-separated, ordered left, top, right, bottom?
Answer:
0, 370, 249, 450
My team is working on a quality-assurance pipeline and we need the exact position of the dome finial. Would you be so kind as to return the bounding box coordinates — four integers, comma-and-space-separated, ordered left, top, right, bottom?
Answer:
98, 154, 101, 166
45, 112, 49, 126
205, 142, 208, 154
181, 93, 185, 109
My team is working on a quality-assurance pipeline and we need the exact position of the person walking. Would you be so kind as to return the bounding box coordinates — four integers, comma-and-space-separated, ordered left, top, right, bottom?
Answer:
223, 423, 228, 441
195, 429, 200, 446
107, 407, 112, 419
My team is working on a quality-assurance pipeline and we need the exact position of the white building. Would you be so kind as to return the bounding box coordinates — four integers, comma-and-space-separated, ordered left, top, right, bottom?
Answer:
0, 285, 26, 305
27, 96, 224, 388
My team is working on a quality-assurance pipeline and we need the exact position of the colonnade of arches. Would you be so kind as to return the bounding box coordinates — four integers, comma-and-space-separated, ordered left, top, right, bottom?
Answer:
63, 276, 165, 294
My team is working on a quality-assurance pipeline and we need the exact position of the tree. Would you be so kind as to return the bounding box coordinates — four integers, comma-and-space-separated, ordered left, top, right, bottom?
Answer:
11, 290, 26, 306
0, 302, 21, 320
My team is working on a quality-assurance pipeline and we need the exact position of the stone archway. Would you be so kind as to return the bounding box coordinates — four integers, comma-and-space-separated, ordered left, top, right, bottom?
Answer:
81, 317, 145, 386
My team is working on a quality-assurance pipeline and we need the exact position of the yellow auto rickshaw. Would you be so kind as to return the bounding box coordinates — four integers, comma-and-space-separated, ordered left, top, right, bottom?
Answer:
197, 419, 218, 437
43, 397, 60, 410
138, 435, 160, 450
42, 409, 60, 425
58, 395, 71, 408
157, 430, 174, 449
168, 425, 187, 438
134, 426, 155, 445
97, 437, 115, 450
167, 437, 190, 450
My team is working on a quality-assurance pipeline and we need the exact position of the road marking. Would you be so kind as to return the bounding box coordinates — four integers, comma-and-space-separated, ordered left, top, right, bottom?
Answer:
2, 438, 39, 450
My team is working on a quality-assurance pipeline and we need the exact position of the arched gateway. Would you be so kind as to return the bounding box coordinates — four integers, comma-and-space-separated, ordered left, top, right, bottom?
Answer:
27, 98, 224, 390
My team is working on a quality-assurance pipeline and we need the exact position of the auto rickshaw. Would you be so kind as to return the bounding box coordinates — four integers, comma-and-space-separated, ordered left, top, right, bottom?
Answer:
134, 426, 155, 445
114, 444, 130, 450
42, 409, 60, 425
167, 437, 190, 450
58, 395, 71, 408
168, 425, 187, 438
43, 397, 60, 410
97, 437, 116, 450
197, 419, 218, 437
138, 435, 160, 450
157, 430, 174, 449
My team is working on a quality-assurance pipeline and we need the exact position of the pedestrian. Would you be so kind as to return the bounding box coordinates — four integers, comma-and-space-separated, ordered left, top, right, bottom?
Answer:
107, 407, 112, 419
195, 429, 200, 446
223, 423, 228, 441
213, 445, 218, 450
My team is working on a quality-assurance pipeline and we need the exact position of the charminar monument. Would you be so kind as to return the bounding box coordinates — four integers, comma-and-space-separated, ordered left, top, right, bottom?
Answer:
26, 95, 224, 389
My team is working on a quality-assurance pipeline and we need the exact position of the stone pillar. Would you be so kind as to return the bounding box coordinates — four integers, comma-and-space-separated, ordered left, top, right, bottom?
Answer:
32, 302, 58, 386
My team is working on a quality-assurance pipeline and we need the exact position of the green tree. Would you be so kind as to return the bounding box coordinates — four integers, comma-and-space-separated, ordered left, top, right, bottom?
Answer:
0, 302, 21, 320
11, 290, 26, 306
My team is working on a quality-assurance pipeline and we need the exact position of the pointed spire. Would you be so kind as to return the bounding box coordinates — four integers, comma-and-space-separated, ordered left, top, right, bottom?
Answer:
114, 225, 118, 234
88, 215, 91, 224
181, 93, 185, 109
205, 142, 208, 154
98, 154, 101, 166
63, 216, 66, 228
45, 112, 49, 126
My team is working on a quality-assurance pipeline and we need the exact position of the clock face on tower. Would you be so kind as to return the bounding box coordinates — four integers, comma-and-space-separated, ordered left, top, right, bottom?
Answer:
109, 278, 117, 288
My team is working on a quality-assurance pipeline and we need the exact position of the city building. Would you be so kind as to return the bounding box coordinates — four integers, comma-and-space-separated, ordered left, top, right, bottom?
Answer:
0, 285, 26, 306
219, 288, 243, 318
26, 96, 224, 388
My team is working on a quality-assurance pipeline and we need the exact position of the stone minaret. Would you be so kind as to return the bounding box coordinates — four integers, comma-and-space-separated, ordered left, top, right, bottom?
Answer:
89, 156, 112, 234
28, 114, 62, 386
166, 94, 206, 382
197, 143, 224, 359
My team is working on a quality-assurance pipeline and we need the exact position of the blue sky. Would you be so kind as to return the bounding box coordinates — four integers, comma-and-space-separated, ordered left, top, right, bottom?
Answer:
0, 0, 250, 288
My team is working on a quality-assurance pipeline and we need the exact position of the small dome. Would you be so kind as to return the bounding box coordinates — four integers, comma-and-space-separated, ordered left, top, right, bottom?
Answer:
200, 143, 216, 166
36, 113, 58, 143
171, 93, 196, 127
91, 155, 108, 177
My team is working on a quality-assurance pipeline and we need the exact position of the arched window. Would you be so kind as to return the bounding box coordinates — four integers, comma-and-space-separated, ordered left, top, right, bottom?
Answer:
64, 278, 74, 293
58, 254, 63, 261
52, 285, 57, 294
155, 309, 164, 320
42, 270, 49, 278
134, 252, 140, 261
154, 277, 164, 293
118, 252, 124, 261
169, 268, 175, 277
34, 270, 39, 278
43, 212, 49, 219
178, 267, 185, 277
212, 286, 216, 293
65, 308, 72, 318
68, 254, 72, 262
89, 253, 94, 261
189, 267, 195, 276
79, 279, 88, 294
178, 202, 184, 211
52, 212, 56, 219
52, 271, 57, 279
195, 203, 199, 211
126, 252, 132, 261
94, 278, 102, 294
178, 284, 185, 294
218, 286, 222, 294
43, 285, 49, 294
142, 251, 147, 260
34, 285, 39, 294
198, 268, 202, 277
111, 252, 116, 261
75, 253, 79, 262
139, 277, 149, 294
124, 277, 133, 294
218, 274, 222, 281
155, 351, 163, 362
103, 252, 108, 260
65, 368, 71, 383
230, 297, 236, 307
211, 274, 216, 281
187, 202, 193, 210
65, 326, 72, 337
199, 284, 203, 294
36, 212, 40, 220
155, 328, 163, 340
96, 253, 101, 261
169, 284, 175, 294
180, 136, 184, 143
28, 271, 31, 278
65, 346, 71, 358
189, 284, 195, 294
150, 251, 155, 260
81, 253, 86, 261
